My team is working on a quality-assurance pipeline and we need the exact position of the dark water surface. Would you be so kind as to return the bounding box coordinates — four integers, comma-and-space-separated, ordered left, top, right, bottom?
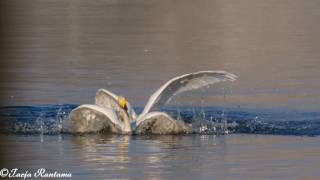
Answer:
1, 105, 320, 136
1, 0, 320, 179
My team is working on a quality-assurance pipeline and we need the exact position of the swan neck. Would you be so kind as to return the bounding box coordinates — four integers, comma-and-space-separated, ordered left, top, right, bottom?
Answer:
121, 110, 132, 134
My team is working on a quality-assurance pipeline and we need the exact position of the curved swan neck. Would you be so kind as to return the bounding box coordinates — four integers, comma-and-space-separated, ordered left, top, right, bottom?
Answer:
120, 110, 132, 134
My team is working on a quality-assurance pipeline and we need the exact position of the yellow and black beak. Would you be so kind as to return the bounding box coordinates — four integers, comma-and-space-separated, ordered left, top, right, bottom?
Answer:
119, 96, 127, 109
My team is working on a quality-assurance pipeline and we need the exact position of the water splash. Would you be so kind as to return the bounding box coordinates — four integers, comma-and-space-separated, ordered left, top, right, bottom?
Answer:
0, 104, 320, 136
163, 106, 320, 136
0, 104, 76, 134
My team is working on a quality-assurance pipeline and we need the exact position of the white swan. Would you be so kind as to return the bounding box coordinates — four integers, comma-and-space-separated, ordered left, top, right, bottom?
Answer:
69, 71, 237, 134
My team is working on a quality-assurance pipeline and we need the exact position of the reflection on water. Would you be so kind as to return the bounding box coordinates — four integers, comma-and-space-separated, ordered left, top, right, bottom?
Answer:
1, 0, 320, 110
72, 135, 131, 165
3, 134, 320, 180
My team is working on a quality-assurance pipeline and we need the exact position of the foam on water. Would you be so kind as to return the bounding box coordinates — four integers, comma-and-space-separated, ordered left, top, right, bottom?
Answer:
0, 104, 320, 136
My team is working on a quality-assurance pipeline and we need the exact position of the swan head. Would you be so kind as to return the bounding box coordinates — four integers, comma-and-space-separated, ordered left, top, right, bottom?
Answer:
118, 96, 127, 110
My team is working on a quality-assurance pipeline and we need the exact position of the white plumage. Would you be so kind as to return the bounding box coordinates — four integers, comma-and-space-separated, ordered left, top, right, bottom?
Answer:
69, 70, 237, 134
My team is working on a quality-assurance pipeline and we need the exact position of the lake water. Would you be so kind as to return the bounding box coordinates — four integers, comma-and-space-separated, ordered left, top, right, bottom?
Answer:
1, 0, 320, 179
1, 134, 320, 180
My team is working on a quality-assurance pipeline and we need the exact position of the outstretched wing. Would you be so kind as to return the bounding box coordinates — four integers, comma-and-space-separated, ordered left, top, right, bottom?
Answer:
69, 104, 124, 133
140, 71, 237, 117
95, 89, 137, 120
95, 88, 119, 110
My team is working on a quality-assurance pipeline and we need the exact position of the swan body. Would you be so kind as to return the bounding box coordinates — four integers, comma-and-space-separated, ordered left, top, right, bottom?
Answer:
135, 112, 188, 134
69, 71, 237, 134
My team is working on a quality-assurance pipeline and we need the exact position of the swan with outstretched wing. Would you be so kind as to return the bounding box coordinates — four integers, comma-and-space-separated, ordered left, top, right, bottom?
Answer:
69, 70, 237, 134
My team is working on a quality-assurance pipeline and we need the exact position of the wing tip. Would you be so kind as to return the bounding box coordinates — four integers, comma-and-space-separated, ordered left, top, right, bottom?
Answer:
96, 88, 108, 95
194, 70, 238, 81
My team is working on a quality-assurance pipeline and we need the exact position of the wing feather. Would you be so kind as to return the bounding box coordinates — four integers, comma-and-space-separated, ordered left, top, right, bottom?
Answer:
69, 104, 123, 133
135, 112, 187, 134
95, 89, 137, 119
140, 71, 237, 117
